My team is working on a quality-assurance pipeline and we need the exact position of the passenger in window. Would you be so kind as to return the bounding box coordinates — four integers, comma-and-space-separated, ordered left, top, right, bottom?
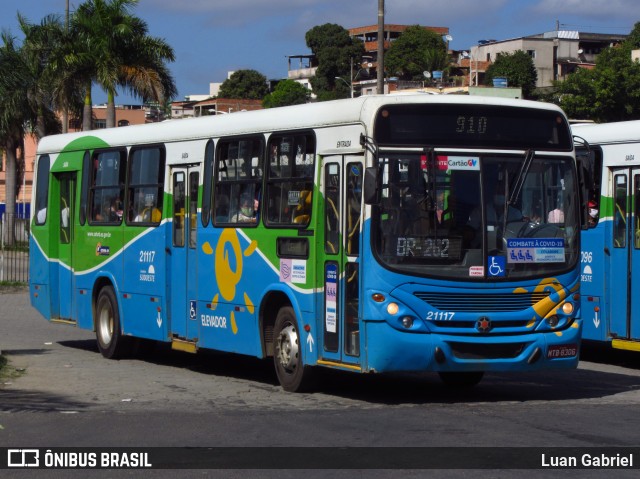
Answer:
231, 193, 258, 223
93, 201, 111, 222
524, 201, 542, 224
133, 193, 159, 222
547, 193, 565, 224
588, 200, 598, 227
547, 206, 564, 224
104, 198, 122, 221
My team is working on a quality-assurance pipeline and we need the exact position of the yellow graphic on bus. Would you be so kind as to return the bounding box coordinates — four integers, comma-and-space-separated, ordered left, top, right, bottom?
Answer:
202, 229, 258, 335
515, 278, 575, 335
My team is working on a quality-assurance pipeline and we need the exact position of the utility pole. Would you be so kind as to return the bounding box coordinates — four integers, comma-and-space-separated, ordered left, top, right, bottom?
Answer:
349, 56, 354, 98
376, 0, 384, 94
63, 0, 70, 133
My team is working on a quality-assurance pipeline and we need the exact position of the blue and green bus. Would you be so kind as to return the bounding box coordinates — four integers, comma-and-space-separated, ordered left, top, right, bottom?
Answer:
573, 120, 640, 352
30, 94, 584, 391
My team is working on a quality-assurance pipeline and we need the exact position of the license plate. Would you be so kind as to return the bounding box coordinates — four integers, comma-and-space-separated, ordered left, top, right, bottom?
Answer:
547, 344, 578, 359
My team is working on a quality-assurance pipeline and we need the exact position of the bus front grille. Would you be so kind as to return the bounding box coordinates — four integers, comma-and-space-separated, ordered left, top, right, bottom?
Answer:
449, 341, 527, 360
414, 291, 550, 312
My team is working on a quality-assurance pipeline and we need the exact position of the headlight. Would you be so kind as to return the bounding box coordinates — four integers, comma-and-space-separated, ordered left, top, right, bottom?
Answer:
401, 316, 414, 329
546, 315, 560, 328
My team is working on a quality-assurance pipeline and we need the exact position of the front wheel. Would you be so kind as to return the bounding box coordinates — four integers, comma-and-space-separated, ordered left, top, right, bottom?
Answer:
95, 286, 130, 359
273, 306, 315, 392
438, 371, 484, 388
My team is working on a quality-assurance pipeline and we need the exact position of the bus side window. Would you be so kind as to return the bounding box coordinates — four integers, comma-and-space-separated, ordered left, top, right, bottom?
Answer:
89, 149, 126, 225
614, 174, 627, 248
127, 147, 165, 225
201, 140, 214, 227
213, 136, 263, 227
346, 163, 363, 256
265, 133, 316, 227
34, 155, 51, 225
324, 164, 340, 255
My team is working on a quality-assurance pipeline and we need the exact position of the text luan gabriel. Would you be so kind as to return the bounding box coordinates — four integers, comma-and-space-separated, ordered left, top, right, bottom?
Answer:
541, 453, 633, 468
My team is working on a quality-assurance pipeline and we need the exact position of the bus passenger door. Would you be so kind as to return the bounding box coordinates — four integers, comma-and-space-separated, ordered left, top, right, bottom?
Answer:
321, 157, 363, 365
53, 172, 75, 320
609, 168, 640, 341
169, 166, 199, 341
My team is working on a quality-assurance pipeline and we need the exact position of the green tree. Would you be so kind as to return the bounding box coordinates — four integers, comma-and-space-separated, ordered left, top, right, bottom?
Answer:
218, 69, 269, 100
484, 50, 538, 98
305, 23, 364, 100
71, 0, 176, 129
626, 21, 640, 49
385, 25, 448, 81
555, 23, 640, 122
262, 80, 310, 108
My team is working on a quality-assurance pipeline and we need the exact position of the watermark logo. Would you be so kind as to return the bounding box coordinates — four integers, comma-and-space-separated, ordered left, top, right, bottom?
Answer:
8, 449, 39, 467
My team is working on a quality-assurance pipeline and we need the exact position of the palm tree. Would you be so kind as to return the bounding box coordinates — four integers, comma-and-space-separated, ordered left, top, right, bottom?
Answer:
72, 0, 176, 129
0, 15, 68, 245
117, 31, 177, 118
21, 13, 85, 134
18, 13, 69, 137
0, 33, 36, 246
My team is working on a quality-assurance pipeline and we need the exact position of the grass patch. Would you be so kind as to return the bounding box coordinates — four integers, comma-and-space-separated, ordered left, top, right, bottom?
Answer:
0, 355, 25, 384
0, 282, 28, 293
0, 281, 27, 287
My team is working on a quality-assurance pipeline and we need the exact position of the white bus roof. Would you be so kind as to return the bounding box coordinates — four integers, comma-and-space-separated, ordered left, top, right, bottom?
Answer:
571, 120, 640, 145
37, 94, 565, 154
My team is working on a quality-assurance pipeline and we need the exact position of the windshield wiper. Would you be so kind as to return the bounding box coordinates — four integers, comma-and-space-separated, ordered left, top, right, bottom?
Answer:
508, 149, 535, 206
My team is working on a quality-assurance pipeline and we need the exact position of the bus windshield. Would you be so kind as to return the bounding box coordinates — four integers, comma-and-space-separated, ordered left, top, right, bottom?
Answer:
372, 152, 579, 280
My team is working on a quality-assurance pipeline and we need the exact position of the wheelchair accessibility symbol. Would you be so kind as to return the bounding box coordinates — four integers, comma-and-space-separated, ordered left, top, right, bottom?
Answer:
189, 300, 197, 320
488, 256, 506, 277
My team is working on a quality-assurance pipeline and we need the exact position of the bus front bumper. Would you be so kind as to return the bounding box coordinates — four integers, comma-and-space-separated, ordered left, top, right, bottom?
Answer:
363, 319, 582, 374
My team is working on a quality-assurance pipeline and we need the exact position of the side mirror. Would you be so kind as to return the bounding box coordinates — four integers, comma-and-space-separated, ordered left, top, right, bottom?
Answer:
363, 167, 380, 205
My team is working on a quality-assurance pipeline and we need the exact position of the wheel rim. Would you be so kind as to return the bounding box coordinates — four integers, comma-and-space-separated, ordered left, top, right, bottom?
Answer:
97, 300, 114, 346
275, 324, 299, 373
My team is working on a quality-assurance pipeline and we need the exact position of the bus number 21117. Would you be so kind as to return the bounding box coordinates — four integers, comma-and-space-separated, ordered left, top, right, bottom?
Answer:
139, 251, 156, 263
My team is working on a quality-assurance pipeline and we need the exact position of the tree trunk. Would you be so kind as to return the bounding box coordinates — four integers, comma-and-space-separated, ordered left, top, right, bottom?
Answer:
62, 108, 69, 134
35, 108, 46, 140
2, 138, 18, 247
83, 83, 93, 131
106, 90, 116, 129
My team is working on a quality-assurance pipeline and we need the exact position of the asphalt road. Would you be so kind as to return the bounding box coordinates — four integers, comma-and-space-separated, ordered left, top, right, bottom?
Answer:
2, 287, 640, 478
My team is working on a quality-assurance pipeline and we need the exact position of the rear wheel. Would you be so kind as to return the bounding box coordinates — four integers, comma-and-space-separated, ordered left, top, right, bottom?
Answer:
438, 371, 484, 388
273, 306, 315, 392
95, 286, 130, 359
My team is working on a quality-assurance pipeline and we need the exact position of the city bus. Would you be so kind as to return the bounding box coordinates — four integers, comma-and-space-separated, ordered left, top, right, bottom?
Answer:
29, 94, 584, 392
572, 120, 640, 351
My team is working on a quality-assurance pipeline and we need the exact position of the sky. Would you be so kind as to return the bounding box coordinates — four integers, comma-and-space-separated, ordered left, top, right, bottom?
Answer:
0, 0, 637, 104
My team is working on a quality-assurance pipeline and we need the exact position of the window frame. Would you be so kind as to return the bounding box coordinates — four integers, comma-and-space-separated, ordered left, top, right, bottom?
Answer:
213, 135, 265, 228
88, 148, 127, 226
264, 131, 317, 229
201, 139, 215, 227
34, 155, 51, 226
125, 144, 166, 227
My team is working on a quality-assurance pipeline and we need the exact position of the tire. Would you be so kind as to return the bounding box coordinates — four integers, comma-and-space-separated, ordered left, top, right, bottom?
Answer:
438, 371, 484, 388
95, 286, 130, 359
273, 306, 315, 392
